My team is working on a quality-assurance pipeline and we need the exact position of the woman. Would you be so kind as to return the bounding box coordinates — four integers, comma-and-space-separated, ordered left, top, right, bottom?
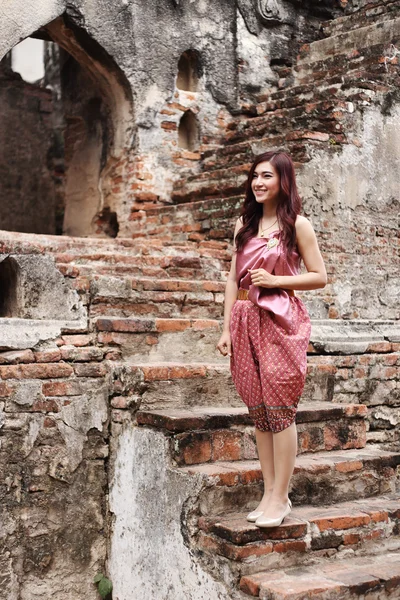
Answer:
217, 150, 327, 528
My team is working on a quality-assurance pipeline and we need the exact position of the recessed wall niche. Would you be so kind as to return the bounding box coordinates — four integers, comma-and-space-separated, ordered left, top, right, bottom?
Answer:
178, 110, 200, 151
0, 256, 21, 318
176, 50, 201, 92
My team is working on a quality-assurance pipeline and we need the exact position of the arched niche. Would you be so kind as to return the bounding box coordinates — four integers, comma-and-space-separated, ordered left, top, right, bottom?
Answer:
0, 13, 133, 238
176, 49, 202, 92
0, 256, 21, 318
178, 110, 200, 151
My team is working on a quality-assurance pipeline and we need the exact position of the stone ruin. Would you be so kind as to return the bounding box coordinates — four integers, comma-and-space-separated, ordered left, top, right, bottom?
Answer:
0, 0, 399, 599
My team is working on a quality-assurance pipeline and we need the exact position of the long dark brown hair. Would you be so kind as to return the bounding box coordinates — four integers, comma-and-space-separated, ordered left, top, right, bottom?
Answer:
235, 151, 302, 258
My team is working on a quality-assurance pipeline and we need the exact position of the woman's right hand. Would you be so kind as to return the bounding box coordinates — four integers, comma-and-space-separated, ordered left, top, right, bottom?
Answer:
217, 330, 232, 357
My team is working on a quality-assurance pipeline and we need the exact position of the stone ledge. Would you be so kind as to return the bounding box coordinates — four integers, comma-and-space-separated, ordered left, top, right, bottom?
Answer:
310, 319, 400, 353
0, 317, 88, 351
240, 550, 400, 598
136, 402, 367, 433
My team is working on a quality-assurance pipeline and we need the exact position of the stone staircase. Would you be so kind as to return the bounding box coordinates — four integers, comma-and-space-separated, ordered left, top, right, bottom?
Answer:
136, 406, 400, 599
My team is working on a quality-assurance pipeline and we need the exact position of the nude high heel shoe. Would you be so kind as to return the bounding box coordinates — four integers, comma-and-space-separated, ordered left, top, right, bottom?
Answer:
254, 499, 292, 528
246, 509, 264, 523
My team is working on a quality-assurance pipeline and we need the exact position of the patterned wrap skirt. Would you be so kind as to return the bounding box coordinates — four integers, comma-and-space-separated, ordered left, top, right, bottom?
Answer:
229, 297, 311, 433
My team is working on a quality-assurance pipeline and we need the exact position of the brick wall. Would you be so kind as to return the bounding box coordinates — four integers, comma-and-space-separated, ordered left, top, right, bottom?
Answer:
0, 65, 56, 234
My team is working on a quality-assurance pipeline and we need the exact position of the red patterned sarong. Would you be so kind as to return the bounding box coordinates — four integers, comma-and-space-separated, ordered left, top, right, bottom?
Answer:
230, 297, 311, 433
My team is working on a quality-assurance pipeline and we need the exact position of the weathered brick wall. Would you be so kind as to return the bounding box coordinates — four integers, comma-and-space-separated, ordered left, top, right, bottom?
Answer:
0, 64, 56, 234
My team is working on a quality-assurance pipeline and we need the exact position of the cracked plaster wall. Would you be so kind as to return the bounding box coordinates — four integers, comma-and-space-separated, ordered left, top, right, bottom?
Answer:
109, 425, 231, 600
296, 104, 400, 321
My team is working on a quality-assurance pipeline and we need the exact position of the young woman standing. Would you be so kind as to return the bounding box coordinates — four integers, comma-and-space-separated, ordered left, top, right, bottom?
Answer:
217, 151, 327, 528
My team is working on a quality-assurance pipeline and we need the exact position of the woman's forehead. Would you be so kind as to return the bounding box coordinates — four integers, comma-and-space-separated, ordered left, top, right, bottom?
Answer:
254, 161, 277, 174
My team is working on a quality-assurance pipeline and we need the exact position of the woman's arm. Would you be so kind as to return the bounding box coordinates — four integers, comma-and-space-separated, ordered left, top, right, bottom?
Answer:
217, 218, 241, 356
249, 216, 327, 291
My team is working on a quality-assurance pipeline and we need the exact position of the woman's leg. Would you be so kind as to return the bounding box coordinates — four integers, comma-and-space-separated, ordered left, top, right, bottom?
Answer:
259, 422, 297, 519
252, 429, 275, 512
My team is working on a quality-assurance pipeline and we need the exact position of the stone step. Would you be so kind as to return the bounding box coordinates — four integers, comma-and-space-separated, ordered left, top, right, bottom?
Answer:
137, 403, 367, 464
320, 2, 400, 39
111, 360, 339, 408
222, 98, 350, 146
180, 446, 400, 516
59, 261, 227, 281
197, 495, 400, 571
0, 229, 184, 255
297, 15, 400, 68
239, 549, 400, 599
89, 276, 225, 319
96, 319, 226, 363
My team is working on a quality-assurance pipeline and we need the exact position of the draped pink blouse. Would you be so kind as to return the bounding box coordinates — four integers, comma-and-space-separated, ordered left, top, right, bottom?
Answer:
235, 230, 302, 332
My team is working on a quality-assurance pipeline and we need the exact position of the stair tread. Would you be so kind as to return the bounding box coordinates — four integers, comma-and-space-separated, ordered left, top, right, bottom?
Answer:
199, 494, 400, 545
180, 445, 400, 480
137, 402, 368, 432
240, 550, 400, 598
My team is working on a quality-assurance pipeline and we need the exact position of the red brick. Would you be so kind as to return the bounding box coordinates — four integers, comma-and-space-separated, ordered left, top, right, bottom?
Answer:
0, 363, 73, 380
111, 396, 128, 409
141, 365, 207, 381
382, 366, 398, 378
191, 319, 220, 331
369, 510, 389, 523
335, 460, 363, 473
212, 430, 242, 461
96, 318, 155, 333
60, 347, 104, 362
42, 381, 83, 396
321, 566, 380, 595
161, 121, 177, 131
383, 354, 398, 366
168, 365, 207, 379
181, 436, 212, 465
32, 399, 60, 413
343, 532, 361, 545
74, 363, 107, 377
261, 574, 345, 596
312, 513, 370, 532
273, 540, 307, 553
61, 334, 94, 347
43, 417, 57, 428
155, 319, 191, 332
34, 349, 62, 363
240, 572, 284, 597
105, 349, 122, 361
0, 350, 35, 364
0, 382, 15, 397
366, 341, 392, 353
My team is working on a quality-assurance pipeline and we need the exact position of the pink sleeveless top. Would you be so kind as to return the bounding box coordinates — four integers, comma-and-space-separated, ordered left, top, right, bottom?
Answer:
235, 230, 302, 332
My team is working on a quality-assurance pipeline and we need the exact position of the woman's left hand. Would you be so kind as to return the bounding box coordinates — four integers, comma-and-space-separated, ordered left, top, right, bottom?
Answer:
248, 268, 279, 288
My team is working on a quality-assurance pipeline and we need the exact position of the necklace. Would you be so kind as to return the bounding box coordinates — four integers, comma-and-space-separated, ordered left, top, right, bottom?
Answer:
259, 218, 278, 238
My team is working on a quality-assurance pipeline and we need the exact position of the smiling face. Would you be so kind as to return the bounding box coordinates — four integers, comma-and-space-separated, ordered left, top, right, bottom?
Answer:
251, 161, 281, 205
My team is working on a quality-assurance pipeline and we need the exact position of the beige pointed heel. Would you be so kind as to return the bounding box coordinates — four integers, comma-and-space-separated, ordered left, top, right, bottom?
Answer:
255, 499, 292, 528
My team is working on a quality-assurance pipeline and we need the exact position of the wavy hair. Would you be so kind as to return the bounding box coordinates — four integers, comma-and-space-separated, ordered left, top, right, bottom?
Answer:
235, 151, 302, 259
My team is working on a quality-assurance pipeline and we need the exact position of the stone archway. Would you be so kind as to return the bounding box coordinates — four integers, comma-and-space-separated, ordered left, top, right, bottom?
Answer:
0, 12, 133, 237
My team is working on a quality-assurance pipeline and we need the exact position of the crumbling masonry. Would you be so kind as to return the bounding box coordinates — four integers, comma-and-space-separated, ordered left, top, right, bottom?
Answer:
0, 1, 399, 599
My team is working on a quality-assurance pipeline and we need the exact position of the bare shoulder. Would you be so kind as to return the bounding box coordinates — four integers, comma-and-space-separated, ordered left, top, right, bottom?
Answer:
295, 215, 313, 231
295, 215, 315, 238
234, 216, 244, 236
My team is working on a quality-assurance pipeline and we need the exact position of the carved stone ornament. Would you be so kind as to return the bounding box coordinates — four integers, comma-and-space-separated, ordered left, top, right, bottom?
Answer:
257, 0, 284, 25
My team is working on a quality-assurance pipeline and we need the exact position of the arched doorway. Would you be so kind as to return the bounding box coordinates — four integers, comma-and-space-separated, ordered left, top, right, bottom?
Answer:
0, 15, 133, 237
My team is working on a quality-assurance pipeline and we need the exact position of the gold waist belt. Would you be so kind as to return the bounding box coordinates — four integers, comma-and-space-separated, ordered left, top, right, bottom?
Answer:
237, 288, 295, 300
